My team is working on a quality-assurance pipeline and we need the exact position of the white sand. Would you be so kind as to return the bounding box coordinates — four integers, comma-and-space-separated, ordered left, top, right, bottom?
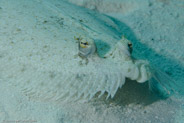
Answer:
0, 0, 184, 122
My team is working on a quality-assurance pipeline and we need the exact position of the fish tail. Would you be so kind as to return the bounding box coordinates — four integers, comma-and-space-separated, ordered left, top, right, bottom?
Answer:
148, 67, 178, 98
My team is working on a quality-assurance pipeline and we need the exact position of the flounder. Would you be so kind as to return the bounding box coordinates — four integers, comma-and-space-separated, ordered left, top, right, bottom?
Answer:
0, 0, 175, 102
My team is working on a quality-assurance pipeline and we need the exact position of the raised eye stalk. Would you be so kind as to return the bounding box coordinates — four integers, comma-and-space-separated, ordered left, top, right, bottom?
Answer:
78, 37, 96, 58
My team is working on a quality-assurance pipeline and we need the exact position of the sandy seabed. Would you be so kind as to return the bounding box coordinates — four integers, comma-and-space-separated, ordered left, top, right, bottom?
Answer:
0, 0, 184, 123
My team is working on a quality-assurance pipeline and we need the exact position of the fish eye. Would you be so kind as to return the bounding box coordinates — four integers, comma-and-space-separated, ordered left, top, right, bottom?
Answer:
128, 42, 132, 48
81, 41, 89, 45
80, 41, 89, 47
128, 42, 133, 53
80, 41, 89, 48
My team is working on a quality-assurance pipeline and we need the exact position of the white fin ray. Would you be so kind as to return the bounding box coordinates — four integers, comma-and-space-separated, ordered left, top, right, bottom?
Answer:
119, 73, 126, 88
88, 74, 98, 100
96, 74, 106, 98
109, 73, 119, 98
79, 73, 93, 99
44, 74, 67, 101
74, 73, 89, 99
106, 73, 114, 99
54, 74, 77, 101
76, 74, 90, 99
88, 73, 103, 100
83, 74, 94, 99
67, 73, 85, 100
